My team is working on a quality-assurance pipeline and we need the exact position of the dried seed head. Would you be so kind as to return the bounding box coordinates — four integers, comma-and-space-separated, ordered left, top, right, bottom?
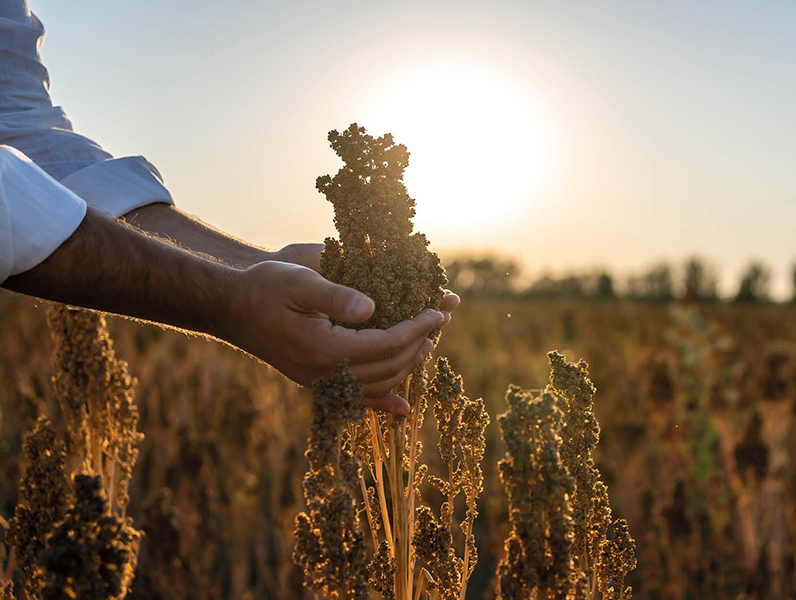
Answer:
368, 541, 396, 600
48, 305, 143, 514
41, 474, 141, 600
293, 360, 369, 600
412, 506, 462, 600
0, 581, 13, 600
598, 520, 638, 600
496, 388, 575, 600
7, 417, 71, 600
546, 351, 601, 558
317, 124, 446, 333
495, 352, 638, 600
429, 357, 465, 467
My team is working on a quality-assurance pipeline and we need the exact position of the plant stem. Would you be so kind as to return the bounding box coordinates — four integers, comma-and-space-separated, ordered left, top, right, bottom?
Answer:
414, 568, 434, 600
389, 413, 409, 600
350, 423, 380, 549
108, 448, 118, 516
458, 496, 475, 600
90, 421, 107, 512
407, 378, 422, 575
539, 583, 550, 600
359, 473, 380, 550
446, 465, 455, 536
369, 410, 394, 553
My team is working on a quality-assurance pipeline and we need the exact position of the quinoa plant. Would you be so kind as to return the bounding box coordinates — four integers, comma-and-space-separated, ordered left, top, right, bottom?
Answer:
48, 305, 143, 517
41, 474, 141, 600
4, 306, 144, 600
317, 124, 445, 332
6, 417, 71, 599
496, 352, 636, 600
293, 360, 370, 600
295, 124, 488, 600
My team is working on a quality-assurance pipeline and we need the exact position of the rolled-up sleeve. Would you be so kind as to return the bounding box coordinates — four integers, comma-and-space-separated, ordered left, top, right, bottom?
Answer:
59, 155, 172, 218
0, 145, 86, 283
0, 8, 174, 218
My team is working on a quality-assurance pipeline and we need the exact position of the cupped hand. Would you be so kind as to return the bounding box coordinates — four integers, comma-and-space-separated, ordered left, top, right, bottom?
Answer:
268, 243, 324, 271
268, 244, 462, 328
223, 261, 445, 414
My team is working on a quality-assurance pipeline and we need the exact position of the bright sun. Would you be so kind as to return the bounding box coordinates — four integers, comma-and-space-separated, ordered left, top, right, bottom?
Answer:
360, 62, 557, 239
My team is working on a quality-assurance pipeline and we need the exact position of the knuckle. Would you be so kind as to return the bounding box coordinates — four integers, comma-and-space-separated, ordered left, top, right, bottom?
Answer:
380, 345, 400, 361
325, 285, 345, 313
364, 381, 390, 397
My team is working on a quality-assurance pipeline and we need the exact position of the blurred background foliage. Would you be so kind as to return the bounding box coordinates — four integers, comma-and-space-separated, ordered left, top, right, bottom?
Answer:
1, 257, 795, 598
445, 254, 795, 304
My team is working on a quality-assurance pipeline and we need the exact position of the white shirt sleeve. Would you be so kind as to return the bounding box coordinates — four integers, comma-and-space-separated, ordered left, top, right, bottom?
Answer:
0, 9, 174, 218
0, 145, 87, 283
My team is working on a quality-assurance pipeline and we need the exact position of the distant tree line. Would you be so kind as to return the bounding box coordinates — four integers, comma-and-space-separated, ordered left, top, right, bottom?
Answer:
445, 256, 796, 304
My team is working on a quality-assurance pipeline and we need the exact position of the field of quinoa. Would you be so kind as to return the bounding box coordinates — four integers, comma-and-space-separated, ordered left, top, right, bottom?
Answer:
2, 293, 795, 599
1, 127, 795, 600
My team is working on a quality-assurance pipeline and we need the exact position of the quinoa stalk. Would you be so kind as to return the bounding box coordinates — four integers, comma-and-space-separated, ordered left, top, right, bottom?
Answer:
458, 496, 475, 600
370, 410, 395, 554
495, 354, 637, 600
360, 477, 379, 548
406, 379, 422, 572
389, 414, 410, 600
296, 124, 488, 600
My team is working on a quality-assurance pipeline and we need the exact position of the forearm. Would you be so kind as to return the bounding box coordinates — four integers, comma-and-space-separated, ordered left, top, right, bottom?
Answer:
121, 202, 270, 268
2, 208, 452, 411
3, 208, 234, 338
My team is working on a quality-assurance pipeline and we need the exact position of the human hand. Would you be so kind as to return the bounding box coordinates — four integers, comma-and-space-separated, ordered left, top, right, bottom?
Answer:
267, 244, 461, 327
222, 261, 445, 414
267, 243, 324, 271
438, 290, 460, 327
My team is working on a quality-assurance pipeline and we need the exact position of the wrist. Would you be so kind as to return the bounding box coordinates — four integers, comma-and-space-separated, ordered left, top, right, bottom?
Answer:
207, 265, 246, 344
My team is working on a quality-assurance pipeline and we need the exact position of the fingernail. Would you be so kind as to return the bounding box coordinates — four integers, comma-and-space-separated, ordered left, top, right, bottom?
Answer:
421, 339, 434, 356
349, 295, 374, 319
392, 401, 410, 416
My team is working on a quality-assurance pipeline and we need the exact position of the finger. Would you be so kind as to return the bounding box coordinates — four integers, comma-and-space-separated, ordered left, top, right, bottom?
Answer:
439, 291, 460, 313
300, 243, 324, 271
287, 243, 323, 271
362, 393, 410, 415
360, 343, 430, 397
291, 268, 375, 323
349, 337, 433, 384
332, 309, 444, 363
441, 311, 451, 327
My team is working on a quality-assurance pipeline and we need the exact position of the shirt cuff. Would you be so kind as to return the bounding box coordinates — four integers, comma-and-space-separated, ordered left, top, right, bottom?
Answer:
0, 146, 87, 282
59, 155, 174, 218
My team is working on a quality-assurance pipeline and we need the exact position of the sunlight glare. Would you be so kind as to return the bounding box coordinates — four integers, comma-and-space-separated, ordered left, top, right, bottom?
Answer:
360, 62, 558, 239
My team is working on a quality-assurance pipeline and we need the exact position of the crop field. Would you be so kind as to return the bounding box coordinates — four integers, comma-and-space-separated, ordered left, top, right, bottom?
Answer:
1, 292, 794, 600
1, 126, 794, 600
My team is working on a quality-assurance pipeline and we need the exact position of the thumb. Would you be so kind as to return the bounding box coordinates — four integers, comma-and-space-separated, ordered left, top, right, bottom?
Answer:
293, 269, 375, 323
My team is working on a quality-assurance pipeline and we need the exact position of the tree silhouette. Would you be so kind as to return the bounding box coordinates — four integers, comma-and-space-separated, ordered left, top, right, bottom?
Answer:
735, 262, 771, 303
792, 263, 796, 303
626, 263, 673, 301
596, 272, 616, 299
683, 257, 717, 302
526, 275, 586, 299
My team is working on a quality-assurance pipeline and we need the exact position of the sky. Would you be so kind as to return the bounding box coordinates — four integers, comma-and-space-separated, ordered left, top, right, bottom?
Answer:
33, 0, 796, 298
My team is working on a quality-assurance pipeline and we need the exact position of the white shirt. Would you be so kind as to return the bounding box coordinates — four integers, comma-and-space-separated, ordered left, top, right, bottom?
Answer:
0, 1, 174, 283
0, 145, 86, 281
